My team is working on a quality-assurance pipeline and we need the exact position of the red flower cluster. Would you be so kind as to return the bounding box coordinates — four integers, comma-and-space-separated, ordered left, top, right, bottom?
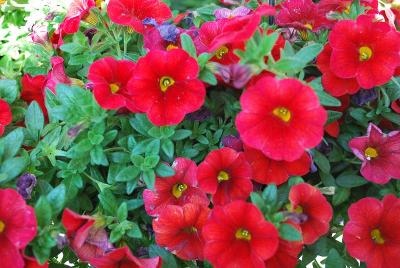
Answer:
318, 15, 400, 96
344, 195, 400, 268
0, 189, 37, 268
107, 0, 172, 33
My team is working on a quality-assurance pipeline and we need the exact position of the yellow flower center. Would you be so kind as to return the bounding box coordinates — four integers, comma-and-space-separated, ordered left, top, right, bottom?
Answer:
215, 46, 229, 59
83, 11, 98, 25
235, 228, 252, 241
166, 44, 178, 51
95, 0, 103, 8
0, 220, 5, 233
286, 203, 303, 214
299, 30, 309, 41
304, 23, 313, 30
171, 183, 188, 198
217, 171, 230, 182
359, 46, 372, 61
364, 147, 378, 159
185, 226, 198, 233
344, 5, 351, 14
273, 107, 292, 122
109, 83, 120, 94
371, 228, 385, 245
159, 76, 175, 92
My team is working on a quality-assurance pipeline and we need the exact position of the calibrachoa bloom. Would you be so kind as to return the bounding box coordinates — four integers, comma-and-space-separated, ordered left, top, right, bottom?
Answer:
243, 144, 311, 186
276, 0, 331, 31
197, 147, 253, 205
127, 49, 206, 126
107, 0, 172, 33
236, 76, 327, 161
264, 224, 303, 268
317, 44, 361, 96
202, 201, 279, 268
62, 209, 113, 262
0, 188, 37, 268
21, 74, 47, 114
0, 98, 12, 136
143, 157, 209, 216
59, 0, 96, 35
288, 183, 333, 245
89, 246, 162, 268
88, 57, 137, 111
328, 15, 400, 89
153, 204, 210, 260
348, 123, 400, 184
343, 195, 400, 268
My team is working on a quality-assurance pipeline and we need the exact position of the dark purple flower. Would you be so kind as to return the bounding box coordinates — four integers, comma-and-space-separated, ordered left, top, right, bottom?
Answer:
282, 211, 309, 224
16, 173, 37, 199
217, 63, 252, 89
157, 23, 180, 42
142, 18, 158, 27
316, 141, 333, 155
351, 89, 378, 106
68, 124, 84, 138
222, 135, 243, 152
186, 107, 212, 121
84, 28, 98, 45
136, 246, 149, 258
56, 233, 69, 250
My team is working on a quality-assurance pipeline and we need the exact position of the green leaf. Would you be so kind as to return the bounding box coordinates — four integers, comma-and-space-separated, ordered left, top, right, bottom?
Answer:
250, 192, 267, 213
325, 249, 345, 268
332, 187, 350, 206
149, 245, 178, 268
0, 79, 18, 103
279, 223, 303, 241
2, 128, 24, 159
161, 139, 174, 160
117, 202, 128, 222
47, 184, 66, 214
126, 222, 142, 238
262, 184, 278, 207
295, 43, 323, 64
336, 174, 368, 188
143, 170, 156, 189
144, 155, 160, 169
172, 129, 192, 140
155, 163, 175, 177
0, 157, 27, 183
98, 189, 118, 215
25, 101, 44, 140
313, 150, 331, 173
115, 166, 140, 182
199, 68, 218, 85
110, 225, 125, 243
90, 145, 109, 166
60, 43, 86, 54
180, 33, 197, 58
35, 196, 52, 227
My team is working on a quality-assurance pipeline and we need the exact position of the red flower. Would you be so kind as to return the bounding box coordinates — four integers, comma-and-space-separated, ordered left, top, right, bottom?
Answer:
288, 183, 333, 245
195, 20, 242, 64
236, 76, 327, 162
127, 49, 206, 126
0, 188, 37, 268
243, 144, 311, 186
143, 157, 209, 216
197, 147, 253, 205
317, 44, 360, 97
61, 209, 112, 262
324, 95, 351, 137
328, 15, 400, 89
202, 201, 279, 268
60, 0, 96, 35
392, 98, 400, 113
89, 246, 162, 268
88, 57, 137, 111
0, 99, 12, 136
153, 204, 210, 260
276, 0, 331, 31
264, 224, 303, 268
23, 254, 49, 268
45, 57, 71, 93
343, 195, 400, 268
348, 123, 400, 184
21, 74, 47, 115
318, 0, 378, 15
107, 0, 172, 34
